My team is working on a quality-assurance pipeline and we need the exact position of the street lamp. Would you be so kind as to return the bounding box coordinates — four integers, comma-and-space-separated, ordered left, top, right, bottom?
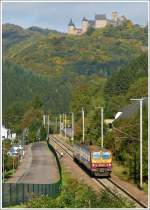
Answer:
59, 114, 62, 134
70, 112, 74, 141
47, 115, 49, 135
43, 115, 46, 128
55, 117, 58, 133
130, 98, 145, 189
96, 107, 104, 148
64, 114, 67, 139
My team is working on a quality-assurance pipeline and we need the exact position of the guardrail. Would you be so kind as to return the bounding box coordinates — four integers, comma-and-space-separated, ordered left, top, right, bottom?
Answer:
47, 137, 62, 181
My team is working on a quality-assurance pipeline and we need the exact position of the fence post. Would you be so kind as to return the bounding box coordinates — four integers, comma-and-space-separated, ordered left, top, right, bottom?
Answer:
22, 184, 24, 203
37, 184, 39, 195
33, 184, 34, 193
45, 184, 46, 195
16, 184, 18, 204
10, 183, 12, 204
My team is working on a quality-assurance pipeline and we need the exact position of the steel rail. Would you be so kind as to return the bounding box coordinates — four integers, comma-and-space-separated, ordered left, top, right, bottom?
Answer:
107, 178, 147, 208
49, 135, 147, 208
49, 136, 73, 158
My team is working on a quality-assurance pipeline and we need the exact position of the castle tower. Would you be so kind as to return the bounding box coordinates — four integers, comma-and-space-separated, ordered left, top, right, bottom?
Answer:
95, 14, 107, 28
68, 19, 76, 35
112, 11, 118, 22
81, 17, 88, 33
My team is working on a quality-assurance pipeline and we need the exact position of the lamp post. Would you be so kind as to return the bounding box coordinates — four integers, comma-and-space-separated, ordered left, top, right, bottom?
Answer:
130, 98, 145, 189
96, 107, 104, 148
43, 115, 46, 128
82, 107, 85, 142
70, 112, 74, 141
64, 114, 67, 139
47, 115, 49, 135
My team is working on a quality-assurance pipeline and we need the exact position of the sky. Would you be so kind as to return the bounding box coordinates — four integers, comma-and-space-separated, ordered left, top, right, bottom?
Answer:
2, 1, 148, 32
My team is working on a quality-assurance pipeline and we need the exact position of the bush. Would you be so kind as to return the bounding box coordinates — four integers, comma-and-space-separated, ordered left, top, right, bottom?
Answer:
23, 169, 135, 208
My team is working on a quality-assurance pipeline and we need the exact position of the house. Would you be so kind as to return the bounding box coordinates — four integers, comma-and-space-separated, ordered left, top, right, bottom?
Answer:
1, 125, 16, 141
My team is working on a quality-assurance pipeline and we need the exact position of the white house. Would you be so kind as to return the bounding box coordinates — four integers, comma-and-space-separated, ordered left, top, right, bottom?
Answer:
1, 125, 16, 141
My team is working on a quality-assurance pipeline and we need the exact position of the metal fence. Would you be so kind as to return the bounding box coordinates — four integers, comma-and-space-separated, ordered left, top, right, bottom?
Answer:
47, 139, 62, 180
2, 181, 61, 207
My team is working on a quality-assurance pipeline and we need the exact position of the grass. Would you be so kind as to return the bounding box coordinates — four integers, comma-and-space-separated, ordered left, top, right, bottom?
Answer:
4, 169, 16, 181
112, 161, 130, 181
143, 182, 148, 193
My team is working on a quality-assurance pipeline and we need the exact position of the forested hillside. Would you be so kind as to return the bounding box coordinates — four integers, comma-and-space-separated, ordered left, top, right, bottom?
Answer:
2, 23, 60, 51
2, 20, 148, 191
2, 60, 73, 131
104, 52, 148, 117
3, 21, 147, 77
2, 22, 148, 131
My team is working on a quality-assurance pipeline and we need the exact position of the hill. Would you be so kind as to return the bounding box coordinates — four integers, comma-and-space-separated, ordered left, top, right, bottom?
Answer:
2, 59, 73, 130
104, 52, 148, 117
3, 22, 147, 77
2, 23, 60, 51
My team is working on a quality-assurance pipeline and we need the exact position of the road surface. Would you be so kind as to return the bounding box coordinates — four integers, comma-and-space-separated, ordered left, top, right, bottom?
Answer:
7, 142, 59, 184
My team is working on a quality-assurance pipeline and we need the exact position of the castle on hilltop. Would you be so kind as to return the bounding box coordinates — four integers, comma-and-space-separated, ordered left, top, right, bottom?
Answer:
68, 11, 127, 35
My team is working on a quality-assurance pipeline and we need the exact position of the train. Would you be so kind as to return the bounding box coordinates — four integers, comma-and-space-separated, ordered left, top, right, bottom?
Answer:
73, 143, 112, 177
61, 128, 112, 177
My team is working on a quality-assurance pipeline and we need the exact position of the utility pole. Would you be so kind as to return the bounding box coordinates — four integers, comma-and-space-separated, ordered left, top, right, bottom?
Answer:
130, 98, 145, 189
59, 114, 62, 134
43, 115, 46, 127
64, 114, 67, 139
56, 117, 58, 133
47, 115, 49, 136
82, 107, 85, 142
101, 107, 104, 148
62, 114, 64, 129
96, 107, 104, 148
71, 112, 74, 141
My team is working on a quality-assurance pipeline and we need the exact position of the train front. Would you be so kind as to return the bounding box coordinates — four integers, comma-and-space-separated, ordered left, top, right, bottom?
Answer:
91, 150, 112, 177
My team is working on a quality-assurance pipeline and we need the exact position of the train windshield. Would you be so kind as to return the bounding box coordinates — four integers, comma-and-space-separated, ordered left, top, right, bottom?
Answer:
92, 151, 111, 159
102, 152, 111, 159
92, 152, 101, 159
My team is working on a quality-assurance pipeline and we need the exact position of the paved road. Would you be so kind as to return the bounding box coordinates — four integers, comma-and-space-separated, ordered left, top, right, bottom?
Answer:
8, 142, 59, 184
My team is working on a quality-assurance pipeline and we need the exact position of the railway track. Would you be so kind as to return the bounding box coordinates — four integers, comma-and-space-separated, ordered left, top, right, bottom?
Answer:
49, 135, 147, 208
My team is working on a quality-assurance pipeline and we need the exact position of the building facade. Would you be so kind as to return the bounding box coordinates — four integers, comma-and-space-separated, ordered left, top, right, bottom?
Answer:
1, 125, 16, 141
